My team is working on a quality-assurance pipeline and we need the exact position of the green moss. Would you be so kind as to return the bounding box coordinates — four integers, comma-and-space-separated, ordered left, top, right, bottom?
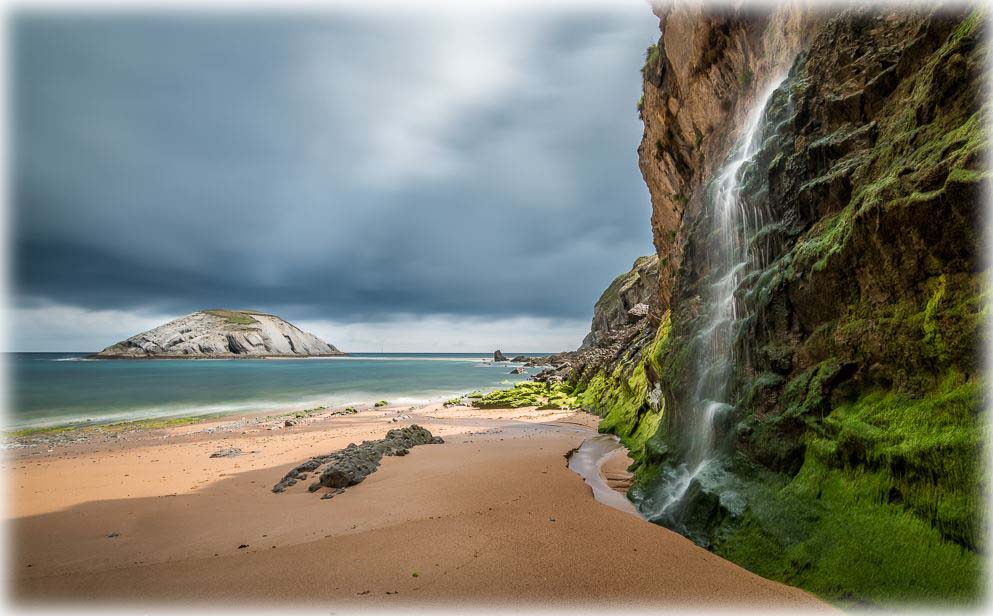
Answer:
204, 309, 258, 326
7, 424, 81, 438
8, 414, 213, 438
374, 400, 389, 407
573, 313, 671, 461
719, 462, 982, 606
590, 364, 650, 442
781, 9, 987, 283
113, 416, 210, 430
787, 208, 853, 274
473, 381, 576, 410
923, 274, 948, 361
820, 371, 983, 549
641, 43, 661, 77
715, 372, 984, 606
284, 406, 329, 419
740, 67, 754, 90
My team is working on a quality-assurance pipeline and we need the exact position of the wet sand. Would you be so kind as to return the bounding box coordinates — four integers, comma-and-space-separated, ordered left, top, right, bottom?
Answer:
6, 403, 831, 609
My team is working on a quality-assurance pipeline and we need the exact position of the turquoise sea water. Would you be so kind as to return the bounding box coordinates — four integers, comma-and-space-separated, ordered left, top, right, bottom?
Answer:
7, 353, 547, 430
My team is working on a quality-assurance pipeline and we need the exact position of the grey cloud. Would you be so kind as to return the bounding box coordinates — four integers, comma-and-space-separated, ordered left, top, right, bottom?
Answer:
13, 6, 659, 325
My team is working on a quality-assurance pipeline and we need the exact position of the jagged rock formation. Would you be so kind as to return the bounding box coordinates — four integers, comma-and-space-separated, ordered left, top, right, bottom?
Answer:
94, 309, 343, 358
571, 4, 987, 606
533, 255, 662, 386
271, 425, 443, 496
581, 255, 660, 350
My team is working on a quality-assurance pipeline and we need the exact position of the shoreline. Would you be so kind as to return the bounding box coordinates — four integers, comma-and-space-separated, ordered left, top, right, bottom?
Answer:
6, 398, 830, 608
5, 399, 386, 442
6, 354, 553, 439
4, 389, 502, 441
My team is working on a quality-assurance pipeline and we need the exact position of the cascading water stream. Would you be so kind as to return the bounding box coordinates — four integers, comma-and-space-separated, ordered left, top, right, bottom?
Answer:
648, 75, 789, 523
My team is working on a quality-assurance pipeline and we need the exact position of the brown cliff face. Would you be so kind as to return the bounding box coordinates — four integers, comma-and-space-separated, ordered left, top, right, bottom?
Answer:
639, 2, 814, 305
618, 3, 986, 604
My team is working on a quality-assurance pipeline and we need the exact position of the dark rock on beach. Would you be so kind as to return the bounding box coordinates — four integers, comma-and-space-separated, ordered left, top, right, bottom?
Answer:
209, 447, 243, 458
272, 425, 444, 495
493, 350, 508, 362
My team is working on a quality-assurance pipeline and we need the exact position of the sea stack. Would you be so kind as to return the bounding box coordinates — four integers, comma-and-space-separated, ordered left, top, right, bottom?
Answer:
94, 309, 344, 358
493, 350, 508, 362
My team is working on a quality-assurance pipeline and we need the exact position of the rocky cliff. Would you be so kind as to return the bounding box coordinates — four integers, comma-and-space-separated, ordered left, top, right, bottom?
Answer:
581, 255, 660, 350
570, 3, 987, 607
531, 255, 661, 388
95, 310, 343, 358
639, 1, 813, 306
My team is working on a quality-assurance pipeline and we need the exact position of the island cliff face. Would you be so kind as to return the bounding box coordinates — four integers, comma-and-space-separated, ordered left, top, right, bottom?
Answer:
564, 4, 986, 606
95, 310, 343, 358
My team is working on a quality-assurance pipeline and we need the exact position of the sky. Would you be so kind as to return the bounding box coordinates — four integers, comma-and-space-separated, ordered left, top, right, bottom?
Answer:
10, 3, 660, 352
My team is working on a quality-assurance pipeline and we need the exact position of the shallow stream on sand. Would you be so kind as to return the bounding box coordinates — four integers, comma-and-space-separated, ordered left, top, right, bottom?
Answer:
568, 434, 642, 518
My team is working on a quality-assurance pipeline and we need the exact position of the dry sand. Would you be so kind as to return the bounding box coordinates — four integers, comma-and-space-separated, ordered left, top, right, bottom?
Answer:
6, 403, 831, 609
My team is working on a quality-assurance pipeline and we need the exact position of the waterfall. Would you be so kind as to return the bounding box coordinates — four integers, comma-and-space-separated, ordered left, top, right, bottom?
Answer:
645, 74, 789, 525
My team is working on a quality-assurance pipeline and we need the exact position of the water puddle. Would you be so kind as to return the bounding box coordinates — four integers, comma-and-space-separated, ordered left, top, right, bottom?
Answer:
567, 434, 642, 518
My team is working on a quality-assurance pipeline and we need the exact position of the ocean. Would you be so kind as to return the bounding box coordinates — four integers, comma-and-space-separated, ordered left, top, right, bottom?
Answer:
7, 352, 547, 430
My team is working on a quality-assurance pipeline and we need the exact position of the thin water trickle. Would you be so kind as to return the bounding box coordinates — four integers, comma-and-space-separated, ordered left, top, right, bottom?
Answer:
648, 75, 789, 522
568, 434, 642, 518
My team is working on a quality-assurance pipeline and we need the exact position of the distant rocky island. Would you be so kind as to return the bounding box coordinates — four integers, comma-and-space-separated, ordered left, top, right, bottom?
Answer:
93, 309, 344, 358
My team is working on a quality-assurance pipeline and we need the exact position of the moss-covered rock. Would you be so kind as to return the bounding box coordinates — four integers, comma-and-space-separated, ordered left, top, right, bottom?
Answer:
472, 381, 576, 410
617, 6, 988, 607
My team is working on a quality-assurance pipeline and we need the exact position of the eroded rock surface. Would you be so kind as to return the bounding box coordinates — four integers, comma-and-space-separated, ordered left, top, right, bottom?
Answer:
533, 255, 662, 385
94, 310, 343, 358
272, 425, 444, 495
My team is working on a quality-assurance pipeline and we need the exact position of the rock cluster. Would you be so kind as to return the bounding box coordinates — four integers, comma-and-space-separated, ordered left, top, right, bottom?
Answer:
531, 256, 662, 385
271, 425, 443, 495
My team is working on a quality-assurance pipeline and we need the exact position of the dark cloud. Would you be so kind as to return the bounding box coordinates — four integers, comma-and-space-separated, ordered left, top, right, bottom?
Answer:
13, 7, 659, 323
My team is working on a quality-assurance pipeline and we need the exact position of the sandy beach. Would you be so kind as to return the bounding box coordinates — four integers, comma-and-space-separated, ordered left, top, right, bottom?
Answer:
6, 402, 829, 609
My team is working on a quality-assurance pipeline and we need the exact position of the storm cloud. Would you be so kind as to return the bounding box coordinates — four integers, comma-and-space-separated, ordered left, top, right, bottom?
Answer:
12, 5, 659, 350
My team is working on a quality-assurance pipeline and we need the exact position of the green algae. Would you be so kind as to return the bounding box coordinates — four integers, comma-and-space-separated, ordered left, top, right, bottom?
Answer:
574, 312, 671, 460
716, 457, 983, 606
7, 414, 211, 438
472, 381, 576, 410
6, 424, 82, 438
715, 373, 984, 606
